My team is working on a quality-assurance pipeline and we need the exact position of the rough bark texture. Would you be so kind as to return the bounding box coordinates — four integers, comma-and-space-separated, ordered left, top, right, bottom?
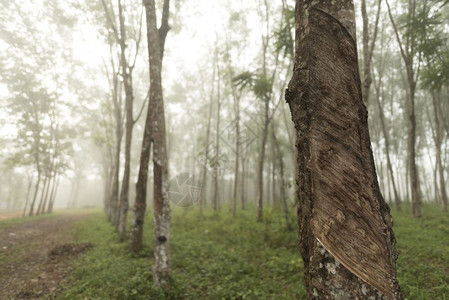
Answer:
129, 117, 151, 252
129, 0, 170, 254
143, 0, 171, 288
286, 1, 402, 299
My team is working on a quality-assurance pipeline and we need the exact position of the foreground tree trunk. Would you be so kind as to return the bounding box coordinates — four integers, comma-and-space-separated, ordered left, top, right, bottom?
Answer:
286, 1, 402, 298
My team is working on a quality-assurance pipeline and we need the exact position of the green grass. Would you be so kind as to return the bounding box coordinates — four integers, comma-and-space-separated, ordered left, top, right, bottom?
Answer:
392, 204, 449, 299
58, 205, 448, 299
0, 207, 100, 229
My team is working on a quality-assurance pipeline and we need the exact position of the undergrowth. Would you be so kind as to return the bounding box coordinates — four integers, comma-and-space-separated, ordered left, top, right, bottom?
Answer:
58, 204, 448, 299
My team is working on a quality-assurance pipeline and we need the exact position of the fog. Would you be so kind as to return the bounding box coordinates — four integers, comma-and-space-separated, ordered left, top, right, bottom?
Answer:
0, 0, 448, 216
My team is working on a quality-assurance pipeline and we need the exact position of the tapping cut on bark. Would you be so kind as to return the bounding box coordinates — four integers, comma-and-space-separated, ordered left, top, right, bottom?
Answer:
286, 1, 402, 299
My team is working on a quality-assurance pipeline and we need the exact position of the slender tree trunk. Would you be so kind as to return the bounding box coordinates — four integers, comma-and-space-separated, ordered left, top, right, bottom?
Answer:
405, 155, 410, 203
375, 88, 401, 210
111, 124, 122, 224
132, 0, 171, 289
200, 65, 216, 212
47, 174, 60, 213
432, 92, 448, 212
257, 98, 269, 222
36, 173, 48, 215
22, 175, 33, 218
408, 87, 421, 216
117, 0, 138, 241
433, 159, 440, 204
40, 160, 55, 215
361, 0, 381, 108
241, 155, 246, 210
40, 173, 52, 215
286, 1, 402, 298
271, 124, 291, 229
29, 171, 41, 217
129, 119, 152, 252
232, 98, 240, 216
213, 57, 221, 211
271, 139, 276, 207
386, 0, 421, 217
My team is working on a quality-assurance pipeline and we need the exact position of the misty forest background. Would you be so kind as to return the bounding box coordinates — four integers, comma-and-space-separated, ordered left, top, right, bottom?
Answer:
0, 0, 449, 299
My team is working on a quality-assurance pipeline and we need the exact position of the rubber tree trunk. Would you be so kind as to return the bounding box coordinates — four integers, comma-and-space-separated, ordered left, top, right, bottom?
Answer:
22, 175, 33, 218
375, 86, 401, 211
117, 0, 137, 241
286, 1, 402, 298
213, 58, 221, 211
271, 124, 291, 230
129, 0, 169, 254
256, 98, 269, 222
432, 92, 448, 212
141, 0, 171, 289
386, 0, 421, 217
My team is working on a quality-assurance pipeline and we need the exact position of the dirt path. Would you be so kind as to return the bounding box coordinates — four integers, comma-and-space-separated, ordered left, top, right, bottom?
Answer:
0, 214, 91, 299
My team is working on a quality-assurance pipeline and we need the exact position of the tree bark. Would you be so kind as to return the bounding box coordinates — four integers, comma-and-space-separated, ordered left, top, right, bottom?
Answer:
271, 123, 291, 230
47, 174, 60, 213
22, 174, 33, 218
256, 98, 269, 222
117, 0, 136, 242
129, 0, 169, 254
360, 0, 381, 107
374, 74, 401, 211
386, 0, 422, 217
286, 1, 402, 298
131, 0, 171, 290
145, 0, 170, 287
200, 68, 215, 212
213, 56, 221, 211
432, 92, 448, 212
28, 172, 41, 217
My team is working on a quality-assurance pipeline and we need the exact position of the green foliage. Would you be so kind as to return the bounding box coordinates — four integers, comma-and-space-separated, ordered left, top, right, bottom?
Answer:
422, 51, 449, 91
233, 72, 273, 101
274, 6, 294, 59
232, 71, 255, 91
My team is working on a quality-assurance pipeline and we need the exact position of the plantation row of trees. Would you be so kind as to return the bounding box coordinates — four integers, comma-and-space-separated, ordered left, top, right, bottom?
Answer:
0, 0, 448, 297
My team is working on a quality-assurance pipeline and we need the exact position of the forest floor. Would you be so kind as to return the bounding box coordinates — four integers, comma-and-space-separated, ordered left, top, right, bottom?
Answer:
0, 211, 93, 299
0, 205, 448, 299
